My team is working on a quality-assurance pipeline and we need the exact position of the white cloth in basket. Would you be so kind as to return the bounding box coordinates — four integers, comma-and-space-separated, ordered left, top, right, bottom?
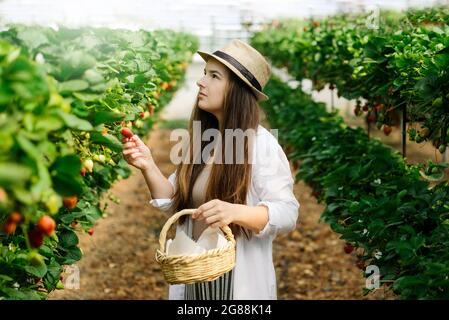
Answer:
166, 227, 228, 256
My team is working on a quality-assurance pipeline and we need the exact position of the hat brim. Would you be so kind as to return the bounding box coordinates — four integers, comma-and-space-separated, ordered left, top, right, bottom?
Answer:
197, 50, 269, 102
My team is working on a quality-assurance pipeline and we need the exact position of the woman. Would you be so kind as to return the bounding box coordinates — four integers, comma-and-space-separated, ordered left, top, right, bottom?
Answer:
122, 39, 300, 300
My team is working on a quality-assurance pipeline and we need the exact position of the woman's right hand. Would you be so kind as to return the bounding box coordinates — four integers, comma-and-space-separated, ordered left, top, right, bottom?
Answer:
122, 134, 155, 171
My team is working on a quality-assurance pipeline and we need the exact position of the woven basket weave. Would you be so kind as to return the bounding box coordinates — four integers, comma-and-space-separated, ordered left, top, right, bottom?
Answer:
155, 208, 236, 285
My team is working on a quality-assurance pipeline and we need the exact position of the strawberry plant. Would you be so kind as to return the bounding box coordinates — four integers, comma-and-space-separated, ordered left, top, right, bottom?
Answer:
262, 76, 449, 299
252, 7, 449, 151
0, 27, 198, 299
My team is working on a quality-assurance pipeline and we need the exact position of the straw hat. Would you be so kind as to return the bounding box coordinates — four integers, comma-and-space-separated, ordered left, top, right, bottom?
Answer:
197, 39, 271, 101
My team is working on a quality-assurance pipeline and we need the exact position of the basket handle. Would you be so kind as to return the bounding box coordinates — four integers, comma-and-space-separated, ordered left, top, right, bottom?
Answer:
158, 208, 234, 254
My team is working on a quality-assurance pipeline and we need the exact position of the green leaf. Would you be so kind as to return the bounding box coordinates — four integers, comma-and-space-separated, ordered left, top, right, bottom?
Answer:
59, 230, 79, 247
55, 110, 93, 131
72, 92, 102, 101
93, 111, 125, 125
43, 259, 62, 291
90, 131, 123, 152
59, 80, 89, 93
0, 163, 32, 186
60, 246, 82, 264
52, 174, 84, 197
51, 155, 81, 177
16, 133, 41, 160
35, 116, 64, 132
24, 262, 48, 278
17, 29, 49, 51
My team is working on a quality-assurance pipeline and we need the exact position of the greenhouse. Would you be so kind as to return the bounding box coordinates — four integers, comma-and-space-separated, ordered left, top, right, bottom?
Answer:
0, 0, 448, 304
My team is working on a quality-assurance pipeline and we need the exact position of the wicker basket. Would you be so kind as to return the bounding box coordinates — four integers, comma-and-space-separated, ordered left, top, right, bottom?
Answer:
155, 208, 236, 285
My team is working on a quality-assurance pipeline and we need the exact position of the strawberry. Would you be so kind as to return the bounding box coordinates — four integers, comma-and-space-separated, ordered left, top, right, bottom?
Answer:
3, 221, 17, 234
87, 228, 94, 236
139, 112, 145, 119
63, 196, 78, 209
37, 215, 56, 236
80, 168, 87, 176
28, 229, 44, 248
121, 128, 133, 138
383, 125, 392, 136
9, 211, 22, 223
344, 243, 354, 254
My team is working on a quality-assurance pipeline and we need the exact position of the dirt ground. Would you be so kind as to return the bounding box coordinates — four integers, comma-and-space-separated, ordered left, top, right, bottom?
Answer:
49, 116, 436, 300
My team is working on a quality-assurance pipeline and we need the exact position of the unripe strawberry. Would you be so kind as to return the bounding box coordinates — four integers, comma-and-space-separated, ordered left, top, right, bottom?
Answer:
83, 159, 94, 173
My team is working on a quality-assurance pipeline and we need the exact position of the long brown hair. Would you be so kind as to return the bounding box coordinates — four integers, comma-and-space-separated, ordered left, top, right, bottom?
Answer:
170, 70, 261, 239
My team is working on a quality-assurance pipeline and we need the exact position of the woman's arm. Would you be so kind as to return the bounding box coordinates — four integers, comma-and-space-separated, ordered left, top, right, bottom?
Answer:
230, 204, 269, 233
141, 162, 174, 199
192, 200, 269, 233
122, 134, 174, 199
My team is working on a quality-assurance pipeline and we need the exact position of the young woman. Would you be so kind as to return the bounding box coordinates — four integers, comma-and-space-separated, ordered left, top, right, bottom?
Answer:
122, 39, 300, 300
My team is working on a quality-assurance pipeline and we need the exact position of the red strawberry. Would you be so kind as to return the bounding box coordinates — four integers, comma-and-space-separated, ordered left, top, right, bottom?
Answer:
63, 196, 78, 209
9, 212, 23, 223
344, 243, 354, 254
80, 168, 87, 176
28, 229, 44, 248
37, 216, 56, 236
121, 128, 133, 138
3, 221, 17, 235
383, 125, 392, 136
139, 112, 145, 119
87, 228, 94, 236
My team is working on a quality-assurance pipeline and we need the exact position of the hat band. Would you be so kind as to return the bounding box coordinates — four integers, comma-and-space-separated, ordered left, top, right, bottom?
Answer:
213, 50, 262, 91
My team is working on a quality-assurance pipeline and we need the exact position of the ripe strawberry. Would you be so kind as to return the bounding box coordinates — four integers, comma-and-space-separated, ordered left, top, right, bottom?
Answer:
28, 229, 44, 248
344, 243, 354, 254
87, 228, 94, 236
383, 125, 392, 136
139, 112, 145, 119
37, 215, 56, 236
161, 82, 170, 90
80, 168, 87, 176
63, 196, 78, 209
9, 212, 22, 223
121, 128, 133, 138
3, 221, 17, 234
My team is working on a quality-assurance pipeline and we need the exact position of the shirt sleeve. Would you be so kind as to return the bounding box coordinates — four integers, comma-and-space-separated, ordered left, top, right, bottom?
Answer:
148, 170, 176, 214
252, 134, 300, 239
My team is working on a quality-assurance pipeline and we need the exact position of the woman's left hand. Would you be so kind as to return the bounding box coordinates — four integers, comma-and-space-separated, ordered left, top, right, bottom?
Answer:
192, 199, 236, 228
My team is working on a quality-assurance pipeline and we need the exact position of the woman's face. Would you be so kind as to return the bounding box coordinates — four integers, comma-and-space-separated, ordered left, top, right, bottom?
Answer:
196, 57, 230, 121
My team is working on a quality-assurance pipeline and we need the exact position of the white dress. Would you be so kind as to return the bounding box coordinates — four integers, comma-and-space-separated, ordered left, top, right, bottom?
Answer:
150, 124, 300, 300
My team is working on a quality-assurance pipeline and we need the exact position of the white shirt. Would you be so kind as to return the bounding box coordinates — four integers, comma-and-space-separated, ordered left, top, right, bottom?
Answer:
149, 124, 300, 300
